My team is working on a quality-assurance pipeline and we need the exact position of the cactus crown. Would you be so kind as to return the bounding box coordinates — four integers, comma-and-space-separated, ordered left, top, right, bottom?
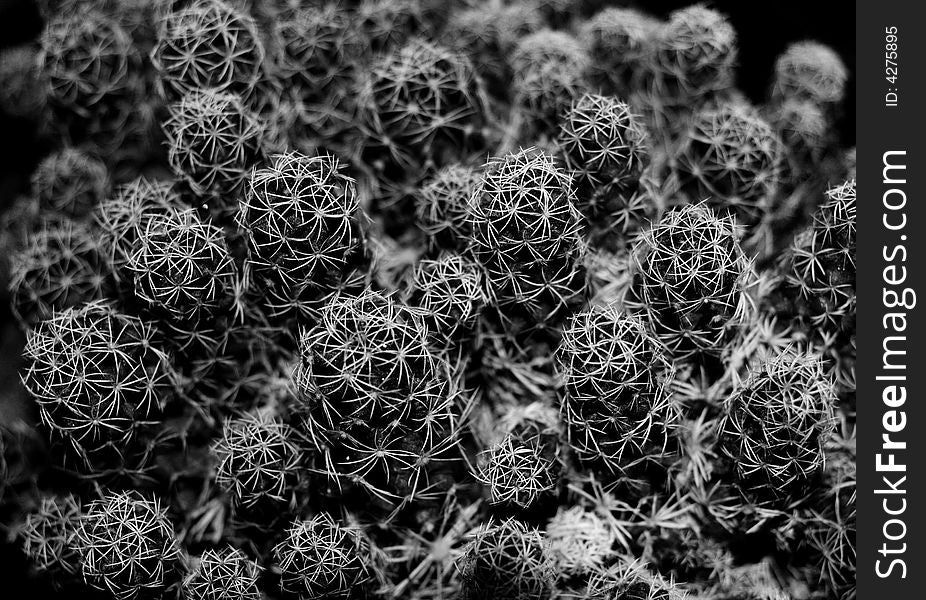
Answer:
212, 411, 303, 509
0, 44, 47, 119
416, 164, 482, 251
627, 203, 754, 358
546, 506, 617, 576
511, 30, 590, 130
31, 148, 109, 218
355, 0, 425, 54
152, 0, 264, 101
772, 41, 848, 105
719, 349, 837, 506
20, 494, 82, 575
457, 517, 553, 600
274, 513, 373, 600
184, 546, 262, 600
9, 219, 111, 328
76, 491, 181, 600
165, 90, 264, 197
130, 207, 238, 325
22, 301, 174, 464
273, 3, 358, 91
475, 432, 557, 509
406, 254, 484, 347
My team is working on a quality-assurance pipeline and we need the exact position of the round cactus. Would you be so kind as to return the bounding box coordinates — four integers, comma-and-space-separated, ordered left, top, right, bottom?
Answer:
164, 90, 264, 199
274, 513, 373, 600
555, 306, 679, 475
475, 432, 557, 510
294, 289, 461, 505
626, 203, 755, 359
183, 546, 262, 600
557, 94, 649, 217
772, 41, 848, 106
152, 0, 265, 102
0, 44, 47, 120
358, 38, 489, 171
212, 411, 303, 510
415, 164, 482, 253
671, 102, 783, 227
510, 30, 589, 133
354, 0, 425, 55
75, 490, 182, 600
20, 494, 82, 576
564, 560, 687, 600
718, 350, 836, 509
21, 301, 175, 465
546, 506, 617, 576
31, 148, 109, 219
239, 151, 367, 322
8, 220, 111, 328
129, 207, 238, 327
581, 7, 659, 95
467, 148, 587, 333
456, 517, 553, 600
95, 177, 182, 280
405, 254, 484, 350
649, 5, 737, 104
768, 98, 830, 179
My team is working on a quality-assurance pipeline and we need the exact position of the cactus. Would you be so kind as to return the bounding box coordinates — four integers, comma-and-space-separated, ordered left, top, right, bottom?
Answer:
718, 350, 836, 510
562, 559, 687, 600
21, 301, 176, 466
152, 0, 265, 102
9, 220, 112, 328
294, 289, 462, 506
671, 102, 783, 228
239, 151, 367, 322
75, 490, 182, 600
0, 44, 47, 120
273, 513, 374, 600
466, 148, 587, 334
30, 148, 109, 219
581, 7, 659, 96
772, 41, 848, 107
405, 254, 485, 351
20, 494, 82, 576
475, 432, 557, 510
626, 203, 754, 360
355, 0, 426, 55
164, 90, 265, 199
183, 546, 262, 600
546, 506, 617, 576
212, 411, 303, 510
510, 30, 589, 134
555, 306, 680, 475
415, 164, 482, 253
358, 38, 489, 172
768, 98, 831, 182
456, 517, 553, 600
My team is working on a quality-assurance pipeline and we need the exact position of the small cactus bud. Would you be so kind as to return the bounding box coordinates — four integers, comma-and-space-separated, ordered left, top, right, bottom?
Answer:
0, 44, 47, 119
20, 494, 82, 576
355, 0, 426, 55
772, 41, 848, 106
405, 254, 485, 350
30, 148, 109, 219
183, 546, 262, 600
415, 164, 482, 253
475, 433, 557, 510
581, 8, 659, 96
546, 506, 617, 576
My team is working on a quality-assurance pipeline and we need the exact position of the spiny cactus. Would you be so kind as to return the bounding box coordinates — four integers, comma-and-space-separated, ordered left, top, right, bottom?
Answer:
95, 177, 182, 281
415, 164, 482, 253
183, 546, 262, 600
152, 0, 265, 102
129, 207, 238, 327
671, 102, 782, 228
718, 350, 836, 510
510, 30, 589, 134
20, 494, 82, 576
294, 289, 462, 506
546, 506, 618, 576
405, 254, 485, 351
779, 179, 856, 332
239, 151, 367, 322
772, 41, 848, 107
22, 301, 175, 466
212, 411, 303, 511
649, 5, 737, 106
475, 432, 557, 510
456, 517, 553, 600
564, 559, 688, 600
626, 203, 754, 360
467, 148, 587, 333
355, 0, 426, 55
8, 220, 111, 328
557, 94, 649, 218
0, 44, 47, 120
556, 306, 679, 475
768, 98, 830, 180
358, 38, 489, 172
76, 491, 182, 600
273, 513, 374, 600
164, 90, 265, 199
581, 7, 659, 96
30, 148, 110, 219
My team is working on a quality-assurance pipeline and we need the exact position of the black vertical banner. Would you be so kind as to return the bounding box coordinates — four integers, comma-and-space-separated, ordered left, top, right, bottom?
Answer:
857, 1, 924, 598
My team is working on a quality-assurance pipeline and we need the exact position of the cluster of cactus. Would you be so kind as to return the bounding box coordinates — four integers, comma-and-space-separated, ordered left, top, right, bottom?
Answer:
0, 2, 855, 600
